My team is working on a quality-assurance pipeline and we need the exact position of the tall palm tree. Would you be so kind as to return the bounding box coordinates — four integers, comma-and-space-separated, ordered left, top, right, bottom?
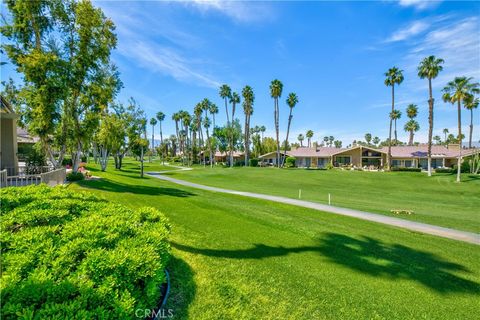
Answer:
149, 117, 157, 153
464, 94, 479, 149
442, 76, 480, 182
228, 92, 240, 167
443, 128, 449, 144
260, 125, 266, 141
365, 133, 372, 145
404, 119, 420, 146
270, 79, 283, 167
172, 112, 181, 155
219, 84, 232, 123
418, 56, 444, 176
323, 136, 329, 147
283, 92, 298, 166
373, 136, 380, 146
306, 130, 314, 147
390, 109, 402, 144
384, 67, 404, 170
194, 103, 204, 164
156, 111, 165, 146
242, 85, 254, 166
406, 103, 418, 119
209, 103, 219, 128
328, 136, 334, 147
298, 134, 304, 147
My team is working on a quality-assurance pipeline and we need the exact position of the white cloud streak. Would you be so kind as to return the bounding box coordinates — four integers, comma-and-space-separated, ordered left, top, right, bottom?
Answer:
386, 21, 429, 42
398, 0, 442, 11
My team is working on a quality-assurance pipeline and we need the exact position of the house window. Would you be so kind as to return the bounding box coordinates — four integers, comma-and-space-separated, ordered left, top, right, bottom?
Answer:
336, 156, 351, 165
318, 158, 328, 168
404, 160, 412, 167
392, 159, 400, 167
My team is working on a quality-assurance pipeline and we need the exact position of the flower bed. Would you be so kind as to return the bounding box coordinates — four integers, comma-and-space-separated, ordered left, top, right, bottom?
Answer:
0, 185, 170, 319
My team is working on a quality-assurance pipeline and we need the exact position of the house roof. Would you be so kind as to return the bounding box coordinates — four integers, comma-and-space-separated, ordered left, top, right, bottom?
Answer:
17, 127, 40, 144
380, 145, 478, 158
199, 151, 244, 157
288, 147, 348, 157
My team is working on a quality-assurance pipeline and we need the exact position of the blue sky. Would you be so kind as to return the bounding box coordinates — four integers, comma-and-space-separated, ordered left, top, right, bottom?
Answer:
2, 0, 480, 145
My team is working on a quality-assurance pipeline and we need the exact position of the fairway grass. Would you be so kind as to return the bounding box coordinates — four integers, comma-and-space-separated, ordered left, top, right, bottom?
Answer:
70, 159, 480, 319
164, 165, 480, 233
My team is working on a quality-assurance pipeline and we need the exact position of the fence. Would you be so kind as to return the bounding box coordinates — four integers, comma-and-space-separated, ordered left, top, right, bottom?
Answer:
0, 167, 66, 188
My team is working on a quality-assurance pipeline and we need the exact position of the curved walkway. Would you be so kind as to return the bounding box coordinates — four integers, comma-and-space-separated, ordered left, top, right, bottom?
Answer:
147, 169, 480, 246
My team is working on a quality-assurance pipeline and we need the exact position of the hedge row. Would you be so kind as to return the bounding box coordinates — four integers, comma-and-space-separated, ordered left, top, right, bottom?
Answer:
0, 185, 170, 319
391, 167, 422, 172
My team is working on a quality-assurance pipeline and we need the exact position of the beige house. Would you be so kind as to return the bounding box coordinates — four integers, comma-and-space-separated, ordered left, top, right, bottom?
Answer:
259, 144, 476, 170
1, 96, 18, 174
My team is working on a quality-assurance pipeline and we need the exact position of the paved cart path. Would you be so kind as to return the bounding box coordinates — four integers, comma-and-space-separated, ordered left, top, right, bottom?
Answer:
147, 167, 480, 246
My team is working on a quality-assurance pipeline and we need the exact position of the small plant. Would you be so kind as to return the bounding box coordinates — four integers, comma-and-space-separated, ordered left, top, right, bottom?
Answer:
66, 171, 85, 181
285, 156, 296, 168
249, 158, 259, 167
25, 145, 47, 174
325, 163, 334, 170
435, 168, 454, 173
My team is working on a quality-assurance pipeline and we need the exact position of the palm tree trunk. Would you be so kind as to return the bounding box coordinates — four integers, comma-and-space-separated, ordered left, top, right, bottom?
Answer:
387, 85, 394, 171
244, 114, 248, 166
469, 108, 473, 149
394, 119, 397, 144
427, 78, 434, 177
275, 98, 280, 168
457, 100, 462, 183
409, 130, 414, 146
282, 108, 293, 167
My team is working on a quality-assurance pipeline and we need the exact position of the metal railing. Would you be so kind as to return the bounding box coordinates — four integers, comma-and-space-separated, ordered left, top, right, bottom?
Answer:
3, 166, 54, 176
0, 167, 66, 188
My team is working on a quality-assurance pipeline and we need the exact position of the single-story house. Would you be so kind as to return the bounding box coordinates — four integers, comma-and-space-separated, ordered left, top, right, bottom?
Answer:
1, 95, 18, 174
259, 144, 477, 170
17, 127, 40, 161
199, 151, 245, 164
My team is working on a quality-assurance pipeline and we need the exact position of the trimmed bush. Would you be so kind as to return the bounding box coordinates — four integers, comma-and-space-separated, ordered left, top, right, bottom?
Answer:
0, 185, 170, 319
435, 168, 454, 173
325, 163, 334, 170
391, 167, 422, 172
285, 156, 296, 168
454, 161, 470, 173
249, 158, 259, 167
66, 171, 85, 181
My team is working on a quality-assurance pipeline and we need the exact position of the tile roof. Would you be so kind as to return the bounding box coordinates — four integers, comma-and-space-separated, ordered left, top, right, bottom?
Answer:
380, 145, 477, 158
287, 147, 348, 157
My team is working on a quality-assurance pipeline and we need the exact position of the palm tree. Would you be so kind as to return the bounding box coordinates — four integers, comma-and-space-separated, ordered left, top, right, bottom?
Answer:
323, 136, 329, 147
260, 125, 266, 141
203, 116, 212, 167
364, 133, 372, 145
298, 134, 304, 147
242, 86, 255, 166
390, 109, 402, 144
406, 103, 418, 119
194, 103, 204, 164
270, 79, 283, 167
373, 136, 380, 147
306, 130, 314, 147
384, 67, 404, 170
464, 94, 479, 148
433, 135, 441, 145
442, 76, 480, 182
219, 84, 232, 123
228, 92, 240, 167
149, 117, 157, 153
209, 103, 219, 128
418, 56, 444, 176
156, 112, 165, 146
172, 112, 182, 155
443, 128, 449, 144
329, 136, 334, 147
404, 119, 420, 146
283, 92, 298, 166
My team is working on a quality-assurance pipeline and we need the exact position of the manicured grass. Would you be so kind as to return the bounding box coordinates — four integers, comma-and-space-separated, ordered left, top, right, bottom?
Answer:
70, 159, 480, 319
164, 166, 480, 233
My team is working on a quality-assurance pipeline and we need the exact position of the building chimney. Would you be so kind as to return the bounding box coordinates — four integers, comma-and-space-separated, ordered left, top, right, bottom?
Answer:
313, 142, 319, 151
447, 144, 460, 150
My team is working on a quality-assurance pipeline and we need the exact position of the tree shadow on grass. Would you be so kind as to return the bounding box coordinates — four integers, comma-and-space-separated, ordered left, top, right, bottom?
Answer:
171, 233, 480, 294
77, 179, 196, 197
165, 256, 196, 320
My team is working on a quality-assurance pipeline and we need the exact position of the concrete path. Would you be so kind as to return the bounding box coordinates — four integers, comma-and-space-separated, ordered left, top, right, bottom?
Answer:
147, 169, 480, 246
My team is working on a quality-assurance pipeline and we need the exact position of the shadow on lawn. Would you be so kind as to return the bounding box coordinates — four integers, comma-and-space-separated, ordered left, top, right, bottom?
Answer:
78, 179, 196, 197
172, 233, 480, 294
164, 256, 196, 320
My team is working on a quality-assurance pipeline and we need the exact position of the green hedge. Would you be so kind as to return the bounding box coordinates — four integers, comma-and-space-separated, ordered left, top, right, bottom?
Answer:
249, 158, 259, 167
1, 185, 170, 319
391, 167, 422, 172
435, 168, 454, 173
66, 171, 85, 181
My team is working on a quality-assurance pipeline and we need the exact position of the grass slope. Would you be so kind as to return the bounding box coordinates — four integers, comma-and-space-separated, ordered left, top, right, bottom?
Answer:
70, 159, 480, 319
164, 166, 480, 233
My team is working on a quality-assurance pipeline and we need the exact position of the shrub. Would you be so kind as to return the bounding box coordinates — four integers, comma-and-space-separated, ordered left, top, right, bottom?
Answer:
62, 158, 73, 166
325, 163, 334, 170
453, 161, 470, 173
391, 167, 421, 172
66, 172, 85, 181
285, 156, 296, 168
435, 168, 454, 173
249, 158, 259, 167
25, 146, 47, 174
0, 185, 170, 319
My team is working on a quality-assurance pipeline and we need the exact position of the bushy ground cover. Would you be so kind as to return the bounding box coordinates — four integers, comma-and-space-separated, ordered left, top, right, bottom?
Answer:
0, 185, 170, 319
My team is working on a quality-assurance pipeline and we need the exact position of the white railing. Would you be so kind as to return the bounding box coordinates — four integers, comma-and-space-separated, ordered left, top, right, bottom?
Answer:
1, 167, 66, 188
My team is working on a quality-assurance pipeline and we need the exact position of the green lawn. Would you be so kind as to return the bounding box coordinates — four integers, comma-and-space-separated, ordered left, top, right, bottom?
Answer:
163, 165, 480, 233
70, 159, 480, 319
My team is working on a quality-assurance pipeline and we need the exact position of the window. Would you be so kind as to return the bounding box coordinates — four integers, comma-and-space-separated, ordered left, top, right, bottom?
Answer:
318, 158, 328, 168
336, 156, 351, 165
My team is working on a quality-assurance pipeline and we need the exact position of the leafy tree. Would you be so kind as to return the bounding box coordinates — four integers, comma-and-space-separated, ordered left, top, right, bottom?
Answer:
298, 134, 304, 147
364, 133, 372, 145
270, 79, 283, 167
283, 92, 298, 166
464, 94, 479, 149
306, 130, 314, 147
242, 86, 255, 166
334, 140, 342, 148
418, 56, 444, 176
384, 67, 404, 170
442, 76, 480, 182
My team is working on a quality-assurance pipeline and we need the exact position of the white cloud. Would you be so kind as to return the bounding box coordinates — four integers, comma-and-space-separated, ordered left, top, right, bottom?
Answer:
386, 21, 429, 42
398, 0, 442, 10
187, 0, 275, 23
